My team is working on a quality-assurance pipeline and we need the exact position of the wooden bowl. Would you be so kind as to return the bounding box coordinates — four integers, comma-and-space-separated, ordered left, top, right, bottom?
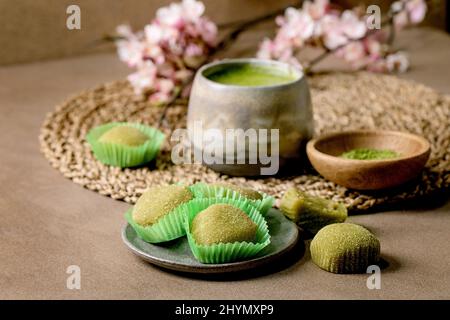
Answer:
306, 130, 431, 190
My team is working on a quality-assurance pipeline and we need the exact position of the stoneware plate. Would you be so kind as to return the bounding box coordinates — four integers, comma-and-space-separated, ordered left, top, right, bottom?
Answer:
122, 208, 299, 273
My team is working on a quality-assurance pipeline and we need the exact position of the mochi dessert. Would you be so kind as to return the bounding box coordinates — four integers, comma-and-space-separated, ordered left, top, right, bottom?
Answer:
192, 204, 257, 245
98, 125, 149, 146
211, 183, 263, 201
310, 223, 380, 274
132, 185, 193, 227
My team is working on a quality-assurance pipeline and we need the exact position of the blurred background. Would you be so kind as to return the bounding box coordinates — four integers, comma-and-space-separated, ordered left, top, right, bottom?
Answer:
0, 0, 447, 66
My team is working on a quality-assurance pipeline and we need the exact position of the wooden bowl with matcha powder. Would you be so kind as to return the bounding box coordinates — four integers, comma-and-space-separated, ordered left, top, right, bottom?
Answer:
306, 130, 431, 190
187, 58, 313, 176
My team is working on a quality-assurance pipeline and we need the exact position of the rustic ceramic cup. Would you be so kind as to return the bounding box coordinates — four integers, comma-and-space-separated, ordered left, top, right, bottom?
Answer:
187, 58, 313, 176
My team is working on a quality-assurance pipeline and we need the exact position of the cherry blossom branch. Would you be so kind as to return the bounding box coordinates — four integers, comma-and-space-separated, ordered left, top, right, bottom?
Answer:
304, 15, 394, 73
113, 0, 427, 125
211, 2, 302, 57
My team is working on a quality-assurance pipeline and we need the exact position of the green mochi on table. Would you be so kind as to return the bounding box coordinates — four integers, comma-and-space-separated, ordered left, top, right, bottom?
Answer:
211, 183, 263, 201
192, 204, 257, 245
99, 125, 149, 146
280, 188, 347, 234
132, 185, 193, 227
310, 223, 380, 274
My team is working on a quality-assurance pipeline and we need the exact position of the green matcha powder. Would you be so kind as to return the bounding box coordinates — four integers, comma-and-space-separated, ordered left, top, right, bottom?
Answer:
206, 64, 297, 87
340, 148, 399, 160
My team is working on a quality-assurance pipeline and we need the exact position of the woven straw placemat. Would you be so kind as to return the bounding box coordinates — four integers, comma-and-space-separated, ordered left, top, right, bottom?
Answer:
39, 72, 450, 212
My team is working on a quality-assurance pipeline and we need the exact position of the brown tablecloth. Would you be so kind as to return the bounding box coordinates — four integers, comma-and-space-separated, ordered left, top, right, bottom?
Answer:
1, 27, 449, 299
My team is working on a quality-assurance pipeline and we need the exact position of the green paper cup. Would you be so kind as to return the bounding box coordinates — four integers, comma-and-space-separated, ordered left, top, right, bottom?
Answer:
184, 197, 271, 264
125, 204, 186, 243
189, 182, 274, 216
86, 122, 165, 168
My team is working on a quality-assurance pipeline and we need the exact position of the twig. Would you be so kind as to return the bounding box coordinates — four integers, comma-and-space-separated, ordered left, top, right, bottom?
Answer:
211, 2, 302, 57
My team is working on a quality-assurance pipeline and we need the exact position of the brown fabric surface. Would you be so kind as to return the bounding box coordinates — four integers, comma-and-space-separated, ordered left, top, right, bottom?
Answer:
1, 28, 450, 299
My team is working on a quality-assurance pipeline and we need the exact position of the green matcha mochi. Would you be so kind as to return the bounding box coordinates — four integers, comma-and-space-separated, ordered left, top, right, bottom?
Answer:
132, 185, 193, 226
212, 183, 263, 201
192, 204, 257, 245
280, 188, 347, 234
99, 126, 149, 146
310, 223, 380, 274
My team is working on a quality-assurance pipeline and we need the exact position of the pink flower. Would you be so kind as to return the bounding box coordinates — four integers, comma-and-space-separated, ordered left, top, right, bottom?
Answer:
386, 52, 409, 72
155, 78, 175, 93
116, 24, 134, 38
117, 38, 144, 68
320, 15, 348, 49
256, 38, 274, 60
337, 41, 366, 65
303, 0, 329, 20
149, 92, 172, 104
182, 0, 205, 22
364, 37, 383, 59
156, 3, 183, 27
185, 43, 204, 57
115, 0, 217, 101
283, 8, 314, 41
393, 0, 427, 28
406, 0, 427, 24
340, 10, 366, 40
127, 62, 157, 94
197, 19, 218, 46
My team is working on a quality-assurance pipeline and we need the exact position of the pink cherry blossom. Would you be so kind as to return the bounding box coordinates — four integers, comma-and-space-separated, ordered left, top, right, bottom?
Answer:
340, 10, 366, 39
393, 0, 427, 28
154, 78, 175, 93
127, 62, 157, 95
182, 0, 205, 22
282, 8, 314, 41
115, 0, 217, 103
386, 52, 409, 72
303, 0, 329, 20
366, 41, 382, 60
320, 15, 349, 49
197, 19, 218, 46
149, 91, 172, 104
156, 3, 183, 27
185, 43, 204, 57
406, 0, 427, 24
257, 0, 424, 74
337, 41, 366, 64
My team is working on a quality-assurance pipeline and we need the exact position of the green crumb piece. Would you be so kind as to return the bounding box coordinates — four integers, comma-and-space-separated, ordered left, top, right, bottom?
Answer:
192, 204, 257, 245
340, 148, 399, 160
99, 126, 149, 146
212, 183, 263, 201
310, 223, 380, 274
280, 188, 347, 234
132, 185, 193, 226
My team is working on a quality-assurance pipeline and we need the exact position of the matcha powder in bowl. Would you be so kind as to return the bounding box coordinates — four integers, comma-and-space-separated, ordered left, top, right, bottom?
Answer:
340, 148, 399, 160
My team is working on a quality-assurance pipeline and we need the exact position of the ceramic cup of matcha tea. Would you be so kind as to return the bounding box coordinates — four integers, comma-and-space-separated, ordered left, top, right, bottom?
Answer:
187, 58, 313, 176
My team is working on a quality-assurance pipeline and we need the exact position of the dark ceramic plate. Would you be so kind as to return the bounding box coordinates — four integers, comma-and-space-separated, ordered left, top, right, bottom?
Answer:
122, 208, 300, 273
